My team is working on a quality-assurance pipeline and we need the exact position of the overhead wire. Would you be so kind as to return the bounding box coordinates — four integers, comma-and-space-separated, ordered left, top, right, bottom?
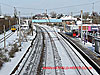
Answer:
0, 0, 100, 15
0, 1, 100, 10
0, 2, 14, 8
48, 3, 92, 10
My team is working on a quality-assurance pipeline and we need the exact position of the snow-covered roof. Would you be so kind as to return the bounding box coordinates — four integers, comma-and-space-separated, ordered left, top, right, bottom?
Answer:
76, 21, 82, 25
0, 15, 4, 18
21, 24, 29, 26
60, 16, 77, 21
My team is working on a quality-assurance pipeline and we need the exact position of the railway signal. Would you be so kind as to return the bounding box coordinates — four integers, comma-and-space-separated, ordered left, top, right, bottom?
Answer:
3, 25, 6, 49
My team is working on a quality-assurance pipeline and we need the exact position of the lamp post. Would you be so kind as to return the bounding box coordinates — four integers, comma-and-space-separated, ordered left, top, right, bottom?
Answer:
31, 13, 33, 36
19, 11, 21, 46
3, 25, 6, 49
81, 10, 83, 40
9, 20, 10, 30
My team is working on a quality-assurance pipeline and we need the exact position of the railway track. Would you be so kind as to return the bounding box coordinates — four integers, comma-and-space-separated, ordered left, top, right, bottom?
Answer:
27, 27, 44, 75
57, 34, 94, 74
40, 27, 65, 75
10, 25, 99, 75
42, 26, 99, 75
10, 26, 44, 75
58, 32, 100, 74
51, 28, 91, 74
0, 32, 14, 43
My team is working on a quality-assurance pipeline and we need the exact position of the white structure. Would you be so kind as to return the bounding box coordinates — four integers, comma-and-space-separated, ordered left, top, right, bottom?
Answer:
21, 20, 30, 31
76, 21, 82, 25
0, 15, 4, 19
60, 16, 77, 21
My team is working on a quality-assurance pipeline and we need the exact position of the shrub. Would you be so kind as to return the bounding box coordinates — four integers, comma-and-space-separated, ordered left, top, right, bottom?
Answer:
0, 53, 3, 57
0, 60, 3, 69
9, 43, 19, 58
8, 48, 15, 58
13, 43, 19, 52
0, 52, 10, 62
0, 48, 2, 51
2, 56, 9, 62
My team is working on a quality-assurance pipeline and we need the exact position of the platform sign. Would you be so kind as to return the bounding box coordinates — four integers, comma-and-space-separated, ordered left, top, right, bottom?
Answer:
88, 26, 91, 31
91, 26, 98, 31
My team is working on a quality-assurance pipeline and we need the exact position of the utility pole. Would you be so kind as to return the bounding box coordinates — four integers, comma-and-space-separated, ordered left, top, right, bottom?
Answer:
92, 3, 94, 13
31, 13, 33, 36
46, 9, 47, 15
92, 3, 94, 44
81, 10, 83, 40
0, 5, 1, 16
71, 12, 74, 30
14, 7, 18, 25
31, 13, 33, 20
64, 21, 66, 32
17, 19, 18, 36
19, 11, 21, 46
71, 12, 73, 19
9, 20, 10, 30
3, 25, 6, 49
14, 7, 17, 18
46, 9, 50, 24
86, 26, 88, 42
92, 3, 94, 24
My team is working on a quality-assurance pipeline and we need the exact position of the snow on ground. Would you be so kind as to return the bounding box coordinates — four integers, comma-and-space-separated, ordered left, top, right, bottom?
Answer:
0, 31, 18, 48
48, 26, 98, 75
54, 39, 78, 75
0, 42, 31, 75
0, 30, 12, 39
47, 26, 79, 75
0, 25, 36, 75
44, 29, 56, 75
83, 41, 95, 52
73, 38, 95, 52
52, 26, 95, 52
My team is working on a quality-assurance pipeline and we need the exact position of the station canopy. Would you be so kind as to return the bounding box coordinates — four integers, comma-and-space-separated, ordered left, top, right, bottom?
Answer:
32, 19, 62, 23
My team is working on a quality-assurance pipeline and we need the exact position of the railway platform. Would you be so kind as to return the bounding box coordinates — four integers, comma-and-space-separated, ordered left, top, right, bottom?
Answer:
61, 33, 100, 70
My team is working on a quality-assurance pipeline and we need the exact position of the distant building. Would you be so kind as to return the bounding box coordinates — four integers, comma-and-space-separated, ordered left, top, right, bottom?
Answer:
60, 16, 77, 25
82, 18, 92, 24
0, 15, 4, 19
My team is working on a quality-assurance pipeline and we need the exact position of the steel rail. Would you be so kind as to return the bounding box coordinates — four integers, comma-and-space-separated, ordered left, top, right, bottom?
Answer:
10, 27, 38, 75
59, 32, 100, 74
41, 26, 65, 75
0, 32, 14, 43
50, 27, 95, 74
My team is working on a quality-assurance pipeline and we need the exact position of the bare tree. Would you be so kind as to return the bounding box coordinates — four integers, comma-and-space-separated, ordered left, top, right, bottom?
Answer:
83, 12, 89, 19
92, 12, 100, 24
50, 11, 57, 18
57, 14, 64, 19
83, 12, 90, 24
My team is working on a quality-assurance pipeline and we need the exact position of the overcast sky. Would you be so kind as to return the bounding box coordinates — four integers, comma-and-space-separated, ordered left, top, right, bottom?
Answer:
1, 0, 100, 16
